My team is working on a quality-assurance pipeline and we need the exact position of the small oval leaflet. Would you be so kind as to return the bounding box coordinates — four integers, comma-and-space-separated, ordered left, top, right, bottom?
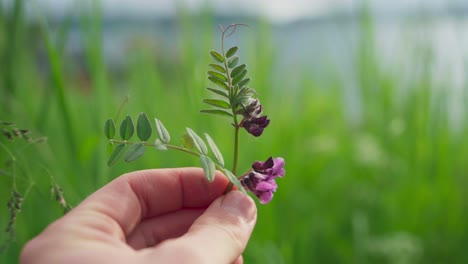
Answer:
137, 113, 152, 141
154, 118, 171, 143
237, 78, 251, 88
186, 127, 208, 155
208, 76, 229, 90
232, 69, 247, 86
226, 46, 238, 58
107, 143, 126, 167
205, 133, 224, 167
104, 119, 115, 139
120, 115, 134, 140
206, 88, 229, 98
210, 50, 224, 63
203, 99, 231, 109
124, 143, 146, 163
228, 56, 239, 68
200, 155, 216, 182
209, 64, 226, 73
230, 64, 246, 78
208, 71, 228, 82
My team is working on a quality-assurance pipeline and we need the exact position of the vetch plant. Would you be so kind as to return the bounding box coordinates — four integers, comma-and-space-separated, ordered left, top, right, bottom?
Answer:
104, 24, 285, 204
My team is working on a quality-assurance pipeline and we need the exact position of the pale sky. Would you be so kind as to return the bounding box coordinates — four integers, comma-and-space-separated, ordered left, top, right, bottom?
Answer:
3, 0, 463, 23
29, 0, 354, 22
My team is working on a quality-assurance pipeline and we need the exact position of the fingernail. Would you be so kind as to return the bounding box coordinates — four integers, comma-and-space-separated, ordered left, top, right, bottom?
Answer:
221, 191, 256, 223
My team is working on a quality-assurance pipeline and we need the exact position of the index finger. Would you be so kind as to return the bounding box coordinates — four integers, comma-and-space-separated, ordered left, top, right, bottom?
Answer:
77, 168, 230, 236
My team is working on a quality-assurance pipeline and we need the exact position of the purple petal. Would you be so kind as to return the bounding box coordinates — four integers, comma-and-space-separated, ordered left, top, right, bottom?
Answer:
271, 157, 285, 177
258, 191, 274, 204
242, 116, 270, 137
252, 157, 273, 172
256, 180, 278, 192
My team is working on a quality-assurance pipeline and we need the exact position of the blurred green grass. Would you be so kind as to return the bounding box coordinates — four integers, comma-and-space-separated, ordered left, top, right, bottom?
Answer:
1, 1, 468, 263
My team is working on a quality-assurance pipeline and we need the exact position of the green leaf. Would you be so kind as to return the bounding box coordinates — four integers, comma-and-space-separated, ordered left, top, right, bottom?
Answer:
124, 143, 146, 163
226, 46, 238, 58
120, 115, 134, 140
104, 119, 116, 139
107, 144, 126, 167
137, 113, 152, 141
223, 169, 247, 194
200, 109, 233, 117
181, 133, 195, 149
209, 64, 226, 73
230, 64, 246, 78
203, 99, 230, 109
154, 118, 171, 143
207, 88, 229, 98
208, 71, 228, 82
228, 56, 239, 68
232, 69, 247, 86
210, 50, 224, 63
186, 128, 208, 155
200, 155, 216, 182
237, 78, 251, 88
205, 133, 224, 167
208, 76, 229, 90
154, 139, 167, 151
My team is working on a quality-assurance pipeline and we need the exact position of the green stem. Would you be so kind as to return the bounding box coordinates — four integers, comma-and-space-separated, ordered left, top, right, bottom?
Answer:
109, 140, 226, 172
220, 25, 241, 193
232, 124, 240, 175
224, 116, 240, 193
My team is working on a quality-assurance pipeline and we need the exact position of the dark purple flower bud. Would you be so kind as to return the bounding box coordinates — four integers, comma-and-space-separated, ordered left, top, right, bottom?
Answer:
240, 157, 285, 204
241, 99, 263, 119
242, 116, 270, 137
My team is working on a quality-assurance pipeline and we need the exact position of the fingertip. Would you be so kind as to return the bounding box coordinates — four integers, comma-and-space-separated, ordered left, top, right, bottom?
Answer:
221, 190, 257, 226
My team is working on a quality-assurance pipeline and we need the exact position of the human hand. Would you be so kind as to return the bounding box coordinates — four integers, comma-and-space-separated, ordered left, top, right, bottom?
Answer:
20, 168, 257, 264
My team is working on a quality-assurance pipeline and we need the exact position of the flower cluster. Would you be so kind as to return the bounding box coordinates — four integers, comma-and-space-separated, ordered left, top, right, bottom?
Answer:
240, 157, 285, 204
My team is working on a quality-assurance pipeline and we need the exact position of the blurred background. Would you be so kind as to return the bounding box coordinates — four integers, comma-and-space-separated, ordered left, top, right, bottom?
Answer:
1, 0, 468, 263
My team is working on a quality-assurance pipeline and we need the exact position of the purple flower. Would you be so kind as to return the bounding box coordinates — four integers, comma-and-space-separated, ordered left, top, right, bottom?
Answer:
252, 157, 285, 178
238, 99, 270, 137
240, 157, 285, 204
242, 116, 270, 137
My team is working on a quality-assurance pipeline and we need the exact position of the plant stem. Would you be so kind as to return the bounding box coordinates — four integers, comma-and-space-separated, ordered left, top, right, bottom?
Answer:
220, 25, 242, 193
232, 124, 240, 175
224, 127, 240, 193
109, 140, 227, 171
166, 144, 200, 157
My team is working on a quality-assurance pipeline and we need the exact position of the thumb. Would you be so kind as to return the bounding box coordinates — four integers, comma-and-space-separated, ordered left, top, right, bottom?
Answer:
141, 190, 257, 264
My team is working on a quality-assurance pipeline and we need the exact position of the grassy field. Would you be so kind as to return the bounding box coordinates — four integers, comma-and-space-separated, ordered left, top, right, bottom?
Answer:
1, 1, 468, 263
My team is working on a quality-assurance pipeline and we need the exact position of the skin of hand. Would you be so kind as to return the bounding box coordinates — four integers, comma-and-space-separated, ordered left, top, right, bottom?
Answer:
20, 168, 257, 264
